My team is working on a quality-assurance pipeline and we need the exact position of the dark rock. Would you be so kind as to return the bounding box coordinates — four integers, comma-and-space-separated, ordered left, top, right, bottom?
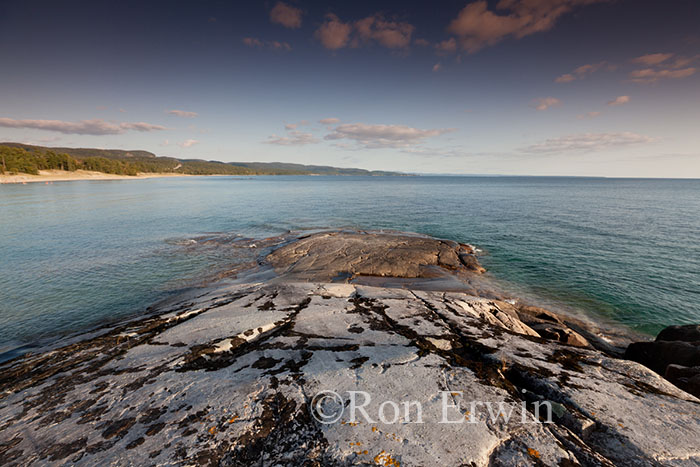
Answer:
656, 324, 700, 343
665, 364, 700, 398
624, 341, 700, 374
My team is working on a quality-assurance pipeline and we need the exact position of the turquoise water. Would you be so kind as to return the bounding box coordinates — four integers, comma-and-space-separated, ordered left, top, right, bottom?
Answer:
1, 176, 699, 354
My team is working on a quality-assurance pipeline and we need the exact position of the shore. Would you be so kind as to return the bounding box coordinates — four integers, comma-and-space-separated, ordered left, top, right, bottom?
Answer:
0, 230, 698, 465
0, 169, 193, 184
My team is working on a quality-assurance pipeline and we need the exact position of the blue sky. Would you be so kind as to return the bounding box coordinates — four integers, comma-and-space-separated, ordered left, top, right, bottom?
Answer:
0, 0, 699, 177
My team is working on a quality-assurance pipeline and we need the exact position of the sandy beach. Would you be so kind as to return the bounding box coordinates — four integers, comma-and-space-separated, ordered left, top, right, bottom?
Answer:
0, 169, 192, 184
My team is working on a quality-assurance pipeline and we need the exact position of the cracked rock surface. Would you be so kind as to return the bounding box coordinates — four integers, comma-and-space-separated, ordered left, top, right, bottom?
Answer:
0, 231, 698, 466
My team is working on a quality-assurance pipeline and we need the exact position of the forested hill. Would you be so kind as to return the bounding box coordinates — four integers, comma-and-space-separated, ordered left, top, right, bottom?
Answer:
0, 143, 404, 177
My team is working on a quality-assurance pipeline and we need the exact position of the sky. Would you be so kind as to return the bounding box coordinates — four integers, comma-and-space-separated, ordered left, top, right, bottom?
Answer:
0, 0, 699, 177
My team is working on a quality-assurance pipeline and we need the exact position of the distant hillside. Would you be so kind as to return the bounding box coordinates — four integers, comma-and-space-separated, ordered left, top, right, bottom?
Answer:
0, 143, 405, 177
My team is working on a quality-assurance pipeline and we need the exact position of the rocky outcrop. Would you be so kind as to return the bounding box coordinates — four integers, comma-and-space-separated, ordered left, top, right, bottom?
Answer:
0, 231, 698, 466
625, 324, 700, 398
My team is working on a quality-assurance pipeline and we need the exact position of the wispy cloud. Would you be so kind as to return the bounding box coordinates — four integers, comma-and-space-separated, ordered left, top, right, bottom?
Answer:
270, 2, 302, 29
631, 53, 674, 66
577, 111, 601, 119
243, 37, 292, 51
325, 123, 454, 149
555, 61, 612, 83
446, 0, 610, 53
167, 109, 198, 118
432, 63, 442, 72
607, 95, 630, 106
266, 131, 319, 146
532, 97, 561, 111
628, 67, 696, 84
178, 139, 199, 148
319, 118, 340, 124
522, 132, 655, 153
315, 13, 414, 50
0, 117, 166, 135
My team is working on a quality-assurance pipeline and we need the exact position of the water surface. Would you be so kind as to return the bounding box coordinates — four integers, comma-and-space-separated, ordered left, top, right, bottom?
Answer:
1, 175, 699, 355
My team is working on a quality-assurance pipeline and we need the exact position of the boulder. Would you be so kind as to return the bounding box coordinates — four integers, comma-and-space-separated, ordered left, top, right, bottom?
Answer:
656, 324, 700, 343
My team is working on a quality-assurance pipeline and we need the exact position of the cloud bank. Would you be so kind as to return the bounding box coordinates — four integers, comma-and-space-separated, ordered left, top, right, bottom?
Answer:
325, 123, 454, 148
0, 117, 166, 135
523, 132, 655, 153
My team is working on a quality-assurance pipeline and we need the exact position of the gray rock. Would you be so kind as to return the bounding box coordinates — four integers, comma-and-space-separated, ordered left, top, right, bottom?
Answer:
1, 231, 698, 466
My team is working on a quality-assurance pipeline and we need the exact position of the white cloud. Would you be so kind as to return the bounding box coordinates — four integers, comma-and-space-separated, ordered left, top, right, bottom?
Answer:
446, 0, 610, 53
607, 95, 630, 106
167, 109, 198, 118
0, 117, 166, 135
178, 139, 199, 148
243, 37, 292, 51
532, 97, 561, 111
324, 123, 454, 148
319, 118, 340, 124
266, 131, 319, 146
522, 132, 655, 153
270, 2, 302, 29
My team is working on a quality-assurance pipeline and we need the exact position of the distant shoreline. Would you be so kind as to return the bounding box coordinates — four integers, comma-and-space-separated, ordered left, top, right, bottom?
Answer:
0, 169, 199, 184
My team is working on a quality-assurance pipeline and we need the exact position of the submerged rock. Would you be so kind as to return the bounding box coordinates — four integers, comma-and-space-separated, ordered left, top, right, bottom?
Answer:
0, 231, 698, 466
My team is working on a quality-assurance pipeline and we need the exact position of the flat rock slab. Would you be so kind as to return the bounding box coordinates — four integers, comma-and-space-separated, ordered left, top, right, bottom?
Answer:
1, 281, 698, 466
1, 231, 698, 466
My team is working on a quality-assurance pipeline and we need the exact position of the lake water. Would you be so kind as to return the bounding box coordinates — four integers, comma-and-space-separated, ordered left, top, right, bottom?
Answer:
1, 175, 699, 357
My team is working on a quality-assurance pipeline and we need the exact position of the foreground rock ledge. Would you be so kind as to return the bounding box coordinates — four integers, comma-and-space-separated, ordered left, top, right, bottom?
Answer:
0, 231, 699, 466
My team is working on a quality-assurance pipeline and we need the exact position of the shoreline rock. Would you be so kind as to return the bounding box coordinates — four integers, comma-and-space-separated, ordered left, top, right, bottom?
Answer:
0, 230, 698, 466
625, 324, 700, 398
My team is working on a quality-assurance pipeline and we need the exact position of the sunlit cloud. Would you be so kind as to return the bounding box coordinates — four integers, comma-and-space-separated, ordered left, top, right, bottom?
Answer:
432, 63, 442, 72
325, 123, 454, 149
243, 37, 292, 51
631, 53, 673, 66
555, 61, 612, 83
522, 132, 655, 153
178, 139, 199, 148
607, 95, 630, 106
532, 97, 561, 111
266, 131, 319, 146
628, 67, 696, 84
167, 110, 198, 118
315, 13, 414, 50
0, 117, 166, 135
577, 111, 601, 119
446, 0, 610, 53
319, 118, 340, 125
270, 2, 302, 29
